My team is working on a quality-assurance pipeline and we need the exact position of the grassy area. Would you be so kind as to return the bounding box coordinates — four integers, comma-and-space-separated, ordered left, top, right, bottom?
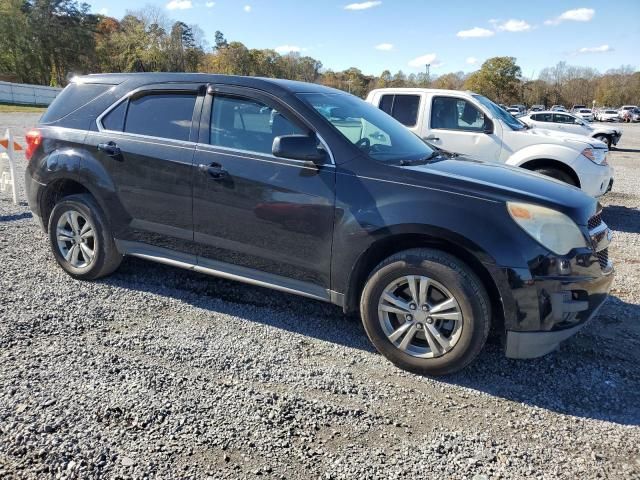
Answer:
0, 104, 47, 113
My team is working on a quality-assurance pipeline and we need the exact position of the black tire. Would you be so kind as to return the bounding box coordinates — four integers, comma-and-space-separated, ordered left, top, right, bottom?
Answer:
48, 194, 122, 280
533, 167, 577, 186
594, 134, 611, 149
360, 249, 491, 376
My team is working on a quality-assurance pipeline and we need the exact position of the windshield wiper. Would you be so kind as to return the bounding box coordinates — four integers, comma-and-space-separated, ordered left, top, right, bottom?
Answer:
399, 151, 441, 166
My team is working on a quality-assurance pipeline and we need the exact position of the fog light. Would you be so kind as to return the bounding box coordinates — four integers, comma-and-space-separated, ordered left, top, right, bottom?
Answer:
558, 259, 571, 275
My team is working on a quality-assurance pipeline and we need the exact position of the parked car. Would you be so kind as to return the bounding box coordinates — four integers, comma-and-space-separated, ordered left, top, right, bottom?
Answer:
529, 105, 545, 113
630, 108, 640, 122
551, 105, 567, 112
574, 108, 594, 122
520, 111, 622, 149
25, 73, 614, 375
506, 107, 521, 116
595, 109, 620, 122
570, 105, 587, 113
619, 105, 638, 122
366, 88, 613, 197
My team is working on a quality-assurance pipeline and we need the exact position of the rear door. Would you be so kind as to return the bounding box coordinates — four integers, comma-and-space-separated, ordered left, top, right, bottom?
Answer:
87, 84, 204, 253
191, 85, 336, 293
552, 113, 580, 134
424, 95, 502, 161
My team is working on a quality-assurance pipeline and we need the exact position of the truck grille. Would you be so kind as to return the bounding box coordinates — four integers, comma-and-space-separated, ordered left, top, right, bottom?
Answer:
588, 212, 603, 230
597, 248, 609, 269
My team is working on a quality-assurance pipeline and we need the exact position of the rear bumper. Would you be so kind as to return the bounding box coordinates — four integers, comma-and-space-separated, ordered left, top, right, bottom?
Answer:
24, 170, 46, 231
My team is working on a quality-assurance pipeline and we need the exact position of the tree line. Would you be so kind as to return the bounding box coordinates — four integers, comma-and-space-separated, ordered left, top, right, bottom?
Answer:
1, 1, 638, 107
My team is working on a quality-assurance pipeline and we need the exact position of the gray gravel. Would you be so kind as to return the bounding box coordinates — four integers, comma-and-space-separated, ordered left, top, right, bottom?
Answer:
1, 113, 639, 479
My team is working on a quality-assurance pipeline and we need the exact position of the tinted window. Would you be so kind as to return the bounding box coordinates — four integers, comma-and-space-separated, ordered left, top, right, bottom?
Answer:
102, 101, 127, 131
377, 94, 420, 127
124, 93, 196, 141
210, 95, 305, 154
431, 97, 486, 131
534, 113, 552, 122
379, 95, 394, 115
41, 83, 112, 124
391, 95, 420, 127
553, 113, 573, 124
298, 92, 435, 164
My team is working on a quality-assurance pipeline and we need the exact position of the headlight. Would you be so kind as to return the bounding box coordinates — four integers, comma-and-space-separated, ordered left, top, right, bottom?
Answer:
507, 202, 587, 255
582, 147, 607, 165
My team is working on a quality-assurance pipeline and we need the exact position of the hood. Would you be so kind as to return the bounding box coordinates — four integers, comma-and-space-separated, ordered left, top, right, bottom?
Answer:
523, 127, 608, 149
404, 157, 596, 225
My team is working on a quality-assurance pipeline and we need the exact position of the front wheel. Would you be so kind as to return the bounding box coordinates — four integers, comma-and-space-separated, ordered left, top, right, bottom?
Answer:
360, 249, 491, 376
48, 194, 122, 280
594, 134, 611, 149
533, 167, 577, 187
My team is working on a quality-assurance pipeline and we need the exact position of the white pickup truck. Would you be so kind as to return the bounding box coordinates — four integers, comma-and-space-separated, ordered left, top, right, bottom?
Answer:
365, 88, 613, 197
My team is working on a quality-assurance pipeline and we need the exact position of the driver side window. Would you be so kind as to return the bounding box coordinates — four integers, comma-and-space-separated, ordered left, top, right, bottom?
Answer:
430, 97, 486, 132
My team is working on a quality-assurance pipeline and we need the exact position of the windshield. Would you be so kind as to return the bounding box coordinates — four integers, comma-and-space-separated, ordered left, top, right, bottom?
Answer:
473, 94, 526, 130
297, 92, 434, 163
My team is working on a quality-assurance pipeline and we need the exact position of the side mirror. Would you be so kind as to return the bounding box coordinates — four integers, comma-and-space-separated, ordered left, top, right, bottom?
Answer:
272, 134, 326, 163
483, 118, 494, 135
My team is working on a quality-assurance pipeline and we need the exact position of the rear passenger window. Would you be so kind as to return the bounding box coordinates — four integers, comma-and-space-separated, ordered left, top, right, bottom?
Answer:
124, 93, 196, 141
210, 95, 306, 154
377, 94, 420, 127
102, 101, 127, 131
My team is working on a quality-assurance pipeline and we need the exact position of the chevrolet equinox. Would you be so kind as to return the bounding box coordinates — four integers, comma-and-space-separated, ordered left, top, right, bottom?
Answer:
25, 74, 614, 375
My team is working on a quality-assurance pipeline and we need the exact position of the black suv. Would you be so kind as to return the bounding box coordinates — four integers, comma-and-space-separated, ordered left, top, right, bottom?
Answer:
25, 74, 614, 375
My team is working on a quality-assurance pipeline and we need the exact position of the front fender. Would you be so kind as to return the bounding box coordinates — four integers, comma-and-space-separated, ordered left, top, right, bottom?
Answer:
505, 144, 579, 168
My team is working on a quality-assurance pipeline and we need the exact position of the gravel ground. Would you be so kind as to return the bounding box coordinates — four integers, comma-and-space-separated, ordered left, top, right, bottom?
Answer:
1, 113, 639, 479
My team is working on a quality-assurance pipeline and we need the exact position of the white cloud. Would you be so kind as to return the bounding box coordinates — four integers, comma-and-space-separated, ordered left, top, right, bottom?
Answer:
344, 1, 381, 11
243, 5, 251, 12
98, 7, 108, 15
466, 56, 478, 65
576, 44, 613, 54
545, 8, 594, 26
408, 53, 441, 68
275, 45, 306, 54
456, 27, 494, 38
497, 19, 531, 32
375, 43, 393, 51
205, 1, 215, 7
166, 0, 192, 10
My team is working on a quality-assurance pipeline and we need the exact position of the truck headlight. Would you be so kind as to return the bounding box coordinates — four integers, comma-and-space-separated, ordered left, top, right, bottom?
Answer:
507, 202, 587, 255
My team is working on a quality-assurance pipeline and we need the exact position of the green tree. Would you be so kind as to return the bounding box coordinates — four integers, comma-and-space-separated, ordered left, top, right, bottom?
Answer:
464, 56, 522, 104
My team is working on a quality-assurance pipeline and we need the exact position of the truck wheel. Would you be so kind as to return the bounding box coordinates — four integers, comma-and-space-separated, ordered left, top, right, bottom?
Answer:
48, 194, 122, 280
594, 134, 611, 149
534, 168, 577, 186
360, 249, 491, 376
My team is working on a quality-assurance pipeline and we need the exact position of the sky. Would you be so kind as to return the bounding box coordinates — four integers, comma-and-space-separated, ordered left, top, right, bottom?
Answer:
92, 0, 640, 78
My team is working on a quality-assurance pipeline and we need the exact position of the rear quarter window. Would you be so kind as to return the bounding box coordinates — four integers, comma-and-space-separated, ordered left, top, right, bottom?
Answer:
40, 83, 113, 124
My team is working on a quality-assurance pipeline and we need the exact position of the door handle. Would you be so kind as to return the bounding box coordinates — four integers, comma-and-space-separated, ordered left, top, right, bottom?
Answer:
424, 135, 440, 141
97, 141, 121, 156
198, 162, 228, 179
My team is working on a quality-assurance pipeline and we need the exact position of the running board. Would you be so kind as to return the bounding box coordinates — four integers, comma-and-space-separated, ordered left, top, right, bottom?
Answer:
115, 239, 335, 304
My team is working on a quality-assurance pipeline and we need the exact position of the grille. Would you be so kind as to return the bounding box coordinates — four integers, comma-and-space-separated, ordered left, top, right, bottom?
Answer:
597, 248, 609, 269
588, 212, 603, 230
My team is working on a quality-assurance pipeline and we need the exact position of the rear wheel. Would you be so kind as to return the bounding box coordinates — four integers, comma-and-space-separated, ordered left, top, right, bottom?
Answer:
360, 249, 491, 376
533, 167, 577, 187
48, 194, 122, 280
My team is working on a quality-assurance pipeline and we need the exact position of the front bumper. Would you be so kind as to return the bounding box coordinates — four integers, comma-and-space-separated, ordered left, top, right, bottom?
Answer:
575, 155, 613, 197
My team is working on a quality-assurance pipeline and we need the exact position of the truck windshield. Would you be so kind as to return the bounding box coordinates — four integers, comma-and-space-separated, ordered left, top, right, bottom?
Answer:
297, 92, 435, 163
473, 95, 526, 131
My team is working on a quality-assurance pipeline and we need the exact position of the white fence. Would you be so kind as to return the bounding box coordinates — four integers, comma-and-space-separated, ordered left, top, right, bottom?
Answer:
0, 81, 62, 106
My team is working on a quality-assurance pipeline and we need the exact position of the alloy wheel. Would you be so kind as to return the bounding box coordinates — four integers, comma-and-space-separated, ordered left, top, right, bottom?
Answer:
56, 210, 96, 268
377, 275, 463, 358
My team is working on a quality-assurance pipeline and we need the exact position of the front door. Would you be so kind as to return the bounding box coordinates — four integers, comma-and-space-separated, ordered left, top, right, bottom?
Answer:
425, 95, 502, 162
191, 86, 336, 293
87, 85, 203, 252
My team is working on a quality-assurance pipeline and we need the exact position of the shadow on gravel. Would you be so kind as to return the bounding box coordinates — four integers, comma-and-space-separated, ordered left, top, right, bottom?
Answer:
0, 212, 32, 222
101, 257, 375, 353
102, 258, 640, 426
602, 204, 640, 234
442, 295, 640, 427
613, 147, 640, 153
